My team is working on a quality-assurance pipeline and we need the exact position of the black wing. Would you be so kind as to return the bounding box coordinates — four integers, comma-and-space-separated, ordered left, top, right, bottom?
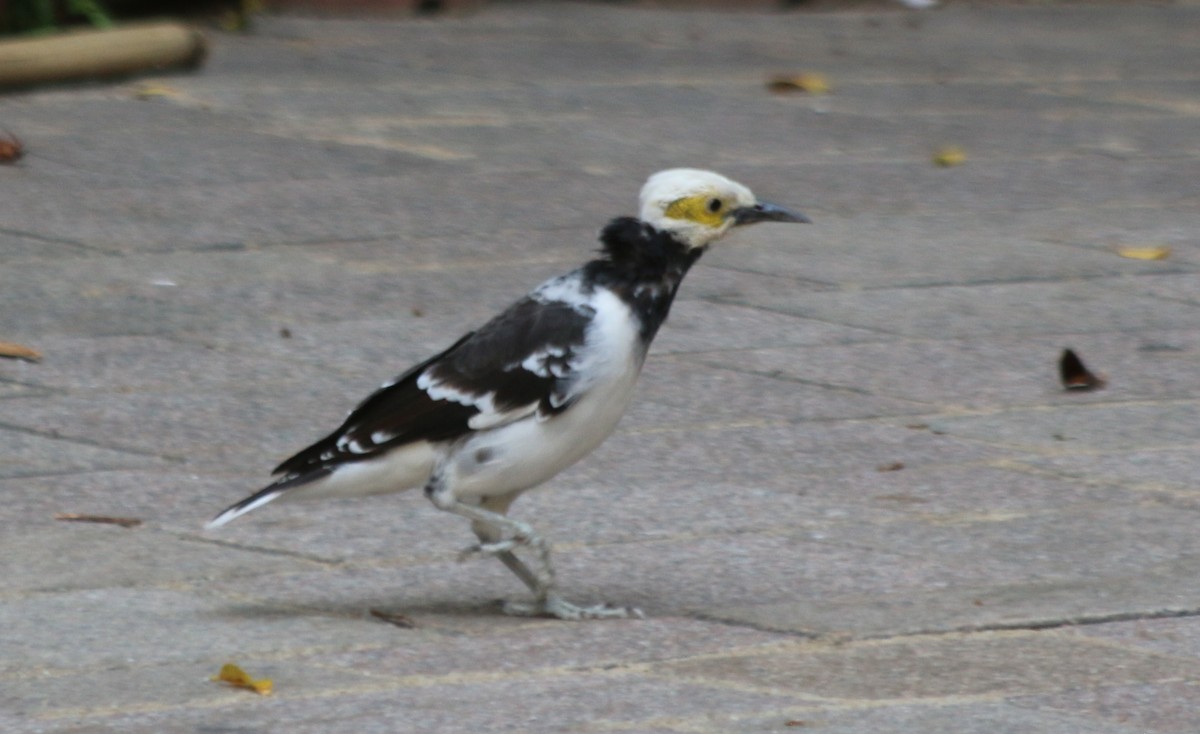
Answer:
272, 296, 594, 477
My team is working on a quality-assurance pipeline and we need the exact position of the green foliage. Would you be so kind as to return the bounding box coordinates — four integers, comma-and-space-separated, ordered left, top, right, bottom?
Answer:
2, 0, 113, 35
69, 0, 114, 28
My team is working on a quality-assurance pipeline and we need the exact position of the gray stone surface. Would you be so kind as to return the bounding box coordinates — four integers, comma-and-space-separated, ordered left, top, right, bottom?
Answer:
2, 2, 1200, 732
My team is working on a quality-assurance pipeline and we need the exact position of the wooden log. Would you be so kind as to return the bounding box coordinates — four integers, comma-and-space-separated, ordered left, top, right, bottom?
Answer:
0, 22, 207, 89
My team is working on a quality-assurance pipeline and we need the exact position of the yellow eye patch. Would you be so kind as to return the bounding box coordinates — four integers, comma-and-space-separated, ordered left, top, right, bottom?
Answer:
664, 194, 726, 227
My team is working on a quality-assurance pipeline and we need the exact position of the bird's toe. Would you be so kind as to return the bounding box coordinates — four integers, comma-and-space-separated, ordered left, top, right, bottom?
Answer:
502, 594, 643, 621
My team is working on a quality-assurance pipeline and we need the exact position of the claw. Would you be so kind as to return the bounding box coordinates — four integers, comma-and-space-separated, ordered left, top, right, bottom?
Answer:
457, 544, 483, 562
501, 594, 644, 620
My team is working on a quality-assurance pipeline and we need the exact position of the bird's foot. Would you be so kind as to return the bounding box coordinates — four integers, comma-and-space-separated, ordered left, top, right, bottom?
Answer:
501, 594, 644, 621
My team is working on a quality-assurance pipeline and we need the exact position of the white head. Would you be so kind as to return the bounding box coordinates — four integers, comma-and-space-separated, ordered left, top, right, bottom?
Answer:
638, 168, 809, 249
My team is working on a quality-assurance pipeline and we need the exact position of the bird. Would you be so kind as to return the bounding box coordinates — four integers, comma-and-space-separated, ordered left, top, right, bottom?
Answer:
206, 169, 809, 620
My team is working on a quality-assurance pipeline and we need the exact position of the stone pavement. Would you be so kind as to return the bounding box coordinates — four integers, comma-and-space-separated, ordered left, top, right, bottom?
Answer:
2, 2, 1200, 731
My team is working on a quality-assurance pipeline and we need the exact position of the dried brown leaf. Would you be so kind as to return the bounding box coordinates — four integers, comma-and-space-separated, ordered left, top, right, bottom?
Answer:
1059, 348, 1107, 392
0, 130, 24, 163
0, 341, 41, 361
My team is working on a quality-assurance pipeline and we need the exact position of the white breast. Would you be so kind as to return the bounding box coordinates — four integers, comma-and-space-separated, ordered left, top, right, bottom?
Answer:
447, 289, 646, 501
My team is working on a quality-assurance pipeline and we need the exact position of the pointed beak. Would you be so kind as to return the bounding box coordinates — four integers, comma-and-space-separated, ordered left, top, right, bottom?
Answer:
732, 201, 811, 226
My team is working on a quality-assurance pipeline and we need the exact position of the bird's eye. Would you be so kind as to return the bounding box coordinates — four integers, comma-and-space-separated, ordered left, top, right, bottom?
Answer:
707, 198, 722, 213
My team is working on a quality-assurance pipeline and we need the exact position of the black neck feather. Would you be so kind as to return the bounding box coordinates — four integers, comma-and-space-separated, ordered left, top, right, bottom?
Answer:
586, 216, 705, 342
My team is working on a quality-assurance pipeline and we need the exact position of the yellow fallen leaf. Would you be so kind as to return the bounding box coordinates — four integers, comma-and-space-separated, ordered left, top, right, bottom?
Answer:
133, 82, 180, 100
933, 145, 966, 167
767, 73, 830, 95
212, 663, 272, 695
1116, 245, 1170, 261
0, 341, 41, 361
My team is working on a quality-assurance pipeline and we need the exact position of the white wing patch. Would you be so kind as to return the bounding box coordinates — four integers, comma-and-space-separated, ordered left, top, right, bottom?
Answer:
416, 370, 537, 432
370, 430, 397, 444
417, 372, 497, 412
400, 278, 636, 436
519, 346, 578, 379
532, 275, 594, 314
336, 435, 372, 454
468, 403, 539, 430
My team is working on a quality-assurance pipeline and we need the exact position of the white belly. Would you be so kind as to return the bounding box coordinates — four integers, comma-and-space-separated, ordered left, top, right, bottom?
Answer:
447, 289, 646, 500
283, 440, 436, 501
448, 361, 643, 500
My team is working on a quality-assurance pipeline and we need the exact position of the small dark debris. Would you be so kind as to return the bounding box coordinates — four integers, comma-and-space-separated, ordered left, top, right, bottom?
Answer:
55, 513, 142, 528
874, 493, 927, 505
1139, 343, 1184, 353
369, 608, 416, 628
876, 461, 905, 472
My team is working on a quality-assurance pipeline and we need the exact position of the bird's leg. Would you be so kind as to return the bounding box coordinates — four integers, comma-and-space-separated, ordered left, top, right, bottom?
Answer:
468, 512, 643, 621
493, 548, 542, 594
426, 483, 554, 591
425, 484, 641, 620
468, 513, 636, 618
449, 503, 552, 577
466, 511, 556, 594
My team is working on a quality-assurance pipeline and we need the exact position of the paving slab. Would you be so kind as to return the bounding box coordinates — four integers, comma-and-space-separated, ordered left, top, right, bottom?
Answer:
656, 631, 1200, 700
0, 426, 167, 479
47, 675, 805, 734
0, 522, 324, 595
727, 277, 1200, 339
708, 556, 1200, 638
699, 701, 1153, 734
697, 329, 1200, 410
